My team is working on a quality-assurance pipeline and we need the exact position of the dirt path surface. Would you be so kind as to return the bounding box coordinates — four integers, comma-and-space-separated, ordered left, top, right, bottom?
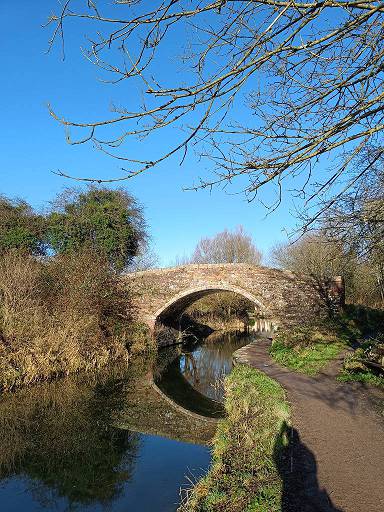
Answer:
233, 340, 384, 512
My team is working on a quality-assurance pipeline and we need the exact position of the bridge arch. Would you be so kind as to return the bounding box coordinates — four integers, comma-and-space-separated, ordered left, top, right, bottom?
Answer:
152, 284, 269, 328
124, 263, 344, 341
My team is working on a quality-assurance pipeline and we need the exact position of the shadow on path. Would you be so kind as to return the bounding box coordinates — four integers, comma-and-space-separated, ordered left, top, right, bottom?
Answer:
274, 422, 344, 512
235, 340, 384, 512
236, 341, 383, 417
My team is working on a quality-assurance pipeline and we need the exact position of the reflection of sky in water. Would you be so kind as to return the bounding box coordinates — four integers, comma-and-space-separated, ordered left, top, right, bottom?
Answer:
179, 332, 254, 401
0, 333, 252, 512
0, 433, 209, 512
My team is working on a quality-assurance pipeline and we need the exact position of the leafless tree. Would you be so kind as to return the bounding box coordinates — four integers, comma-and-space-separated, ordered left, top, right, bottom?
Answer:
47, 1, 384, 222
271, 233, 350, 280
271, 232, 356, 309
320, 150, 383, 257
271, 230, 384, 307
124, 246, 159, 272
189, 225, 262, 264
318, 148, 384, 303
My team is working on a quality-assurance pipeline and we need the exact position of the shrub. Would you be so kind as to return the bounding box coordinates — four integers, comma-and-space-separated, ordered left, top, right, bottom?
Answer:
341, 304, 384, 336
342, 350, 367, 373
0, 196, 45, 255
0, 250, 150, 391
46, 187, 147, 270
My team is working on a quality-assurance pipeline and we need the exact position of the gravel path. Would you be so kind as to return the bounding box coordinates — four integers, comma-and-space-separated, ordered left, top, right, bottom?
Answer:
233, 340, 384, 512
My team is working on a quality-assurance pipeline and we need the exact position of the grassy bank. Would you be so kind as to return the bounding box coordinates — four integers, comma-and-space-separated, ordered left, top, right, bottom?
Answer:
269, 325, 346, 376
181, 365, 290, 512
338, 369, 384, 388
269, 307, 384, 379
0, 250, 153, 392
338, 339, 384, 388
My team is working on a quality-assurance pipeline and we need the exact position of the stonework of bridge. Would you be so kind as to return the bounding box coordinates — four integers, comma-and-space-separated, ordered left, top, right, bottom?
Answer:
124, 263, 344, 333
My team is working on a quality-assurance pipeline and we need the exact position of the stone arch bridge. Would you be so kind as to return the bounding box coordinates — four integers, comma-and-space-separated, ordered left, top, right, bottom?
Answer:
124, 264, 343, 340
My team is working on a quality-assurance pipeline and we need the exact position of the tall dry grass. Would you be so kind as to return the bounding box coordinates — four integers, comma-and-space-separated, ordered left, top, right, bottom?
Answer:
0, 250, 151, 391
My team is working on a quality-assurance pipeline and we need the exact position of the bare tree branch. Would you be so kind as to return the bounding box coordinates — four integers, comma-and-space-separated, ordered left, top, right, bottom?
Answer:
46, 0, 384, 223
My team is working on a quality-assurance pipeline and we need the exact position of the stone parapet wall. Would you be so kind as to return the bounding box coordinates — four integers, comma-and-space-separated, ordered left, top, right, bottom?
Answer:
123, 264, 344, 331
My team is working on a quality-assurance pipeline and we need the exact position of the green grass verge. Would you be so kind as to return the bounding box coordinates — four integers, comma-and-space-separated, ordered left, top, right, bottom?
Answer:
269, 340, 345, 376
180, 365, 290, 512
268, 304, 384, 378
337, 371, 384, 388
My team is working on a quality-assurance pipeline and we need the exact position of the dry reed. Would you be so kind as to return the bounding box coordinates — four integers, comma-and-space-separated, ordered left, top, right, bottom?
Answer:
0, 250, 151, 391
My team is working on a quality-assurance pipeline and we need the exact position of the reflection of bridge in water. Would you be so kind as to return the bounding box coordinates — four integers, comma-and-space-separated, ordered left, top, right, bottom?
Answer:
113, 348, 221, 445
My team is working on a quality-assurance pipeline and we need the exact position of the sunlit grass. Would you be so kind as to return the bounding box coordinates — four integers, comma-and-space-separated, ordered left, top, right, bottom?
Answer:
180, 365, 290, 512
337, 370, 384, 388
270, 340, 345, 376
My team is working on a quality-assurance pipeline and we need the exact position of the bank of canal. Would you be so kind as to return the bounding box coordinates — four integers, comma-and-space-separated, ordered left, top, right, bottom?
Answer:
0, 331, 256, 512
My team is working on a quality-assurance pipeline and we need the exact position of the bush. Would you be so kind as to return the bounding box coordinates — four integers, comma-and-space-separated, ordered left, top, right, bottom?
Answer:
0, 189, 150, 272
342, 349, 367, 373
0, 250, 151, 391
46, 187, 147, 270
341, 304, 384, 336
0, 196, 45, 255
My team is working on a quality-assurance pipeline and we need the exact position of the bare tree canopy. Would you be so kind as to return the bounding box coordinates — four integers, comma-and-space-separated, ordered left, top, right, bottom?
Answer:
271, 230, 384, 307
189, 226, 262, 264
271, 233, 349, 280
320, 148, 384, 260
318, 149, 384, 303
124, 246, 159, 272
48, 1, 384, 218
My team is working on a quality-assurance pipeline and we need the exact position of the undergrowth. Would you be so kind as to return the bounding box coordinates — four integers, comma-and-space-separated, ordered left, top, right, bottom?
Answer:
180, 365, 290, 512
269, 324, 346, 376
338, 337, 384, 388
0, 250, 154, 392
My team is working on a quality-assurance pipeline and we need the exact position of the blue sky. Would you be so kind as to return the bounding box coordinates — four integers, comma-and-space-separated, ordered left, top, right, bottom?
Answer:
0, 1, 303, 266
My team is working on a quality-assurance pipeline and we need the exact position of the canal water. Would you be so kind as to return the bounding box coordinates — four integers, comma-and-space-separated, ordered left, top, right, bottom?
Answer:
0, 331, 255, 512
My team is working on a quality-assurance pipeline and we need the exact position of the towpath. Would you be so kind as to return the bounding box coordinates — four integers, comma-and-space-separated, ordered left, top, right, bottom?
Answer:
234, 340, 384, 512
